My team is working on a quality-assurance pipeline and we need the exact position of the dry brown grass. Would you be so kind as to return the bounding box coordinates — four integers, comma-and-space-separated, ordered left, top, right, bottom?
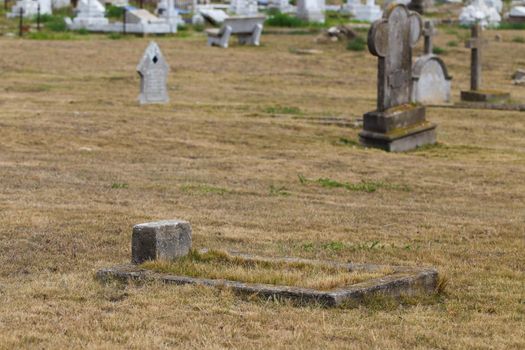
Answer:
0, 26, 524, 349
141, 249, 392, 290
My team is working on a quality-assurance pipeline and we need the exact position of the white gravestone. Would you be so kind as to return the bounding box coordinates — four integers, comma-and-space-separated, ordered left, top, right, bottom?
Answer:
8, 0, 52, 17
459, 0, 501, 27
229, 0, 258, 15
137, 42, 170, 105
297, 0, 324, 23
354, 0, 382, 22
71, 0, 108, 28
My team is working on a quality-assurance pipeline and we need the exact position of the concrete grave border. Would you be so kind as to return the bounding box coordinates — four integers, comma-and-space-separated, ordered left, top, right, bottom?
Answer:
97, 250, 438, 307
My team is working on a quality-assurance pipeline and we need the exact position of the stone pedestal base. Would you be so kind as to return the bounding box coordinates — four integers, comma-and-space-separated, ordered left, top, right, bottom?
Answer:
359, 104, 437, 152
460, 90, 510, 103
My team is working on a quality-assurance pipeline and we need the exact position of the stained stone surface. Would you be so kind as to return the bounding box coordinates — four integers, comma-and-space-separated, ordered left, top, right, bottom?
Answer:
137, 42, 170, 105
297, 0, 325, 23
132, 220, 192, 264
359, 4, 436, 152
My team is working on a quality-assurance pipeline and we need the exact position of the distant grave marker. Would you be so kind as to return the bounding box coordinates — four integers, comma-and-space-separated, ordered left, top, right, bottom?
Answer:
411, 20, 452, 105
137, 41, 170, 105
359, 4, 437, 152
460, 24, 510, 103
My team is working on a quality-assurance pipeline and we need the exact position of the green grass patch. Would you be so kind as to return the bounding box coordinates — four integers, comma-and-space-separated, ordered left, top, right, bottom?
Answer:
107, 33, 124, 40
141, 249, 392, 291
346, 36, 366, 51
27, 31, 77, 40
432, 46, 446, 55
512, 36, 525, 43
446, 40, 458, 47
106, 5, 125, 19
264, 105, 302, 115
336, 137, 360, 147
111, 182, 128, 189
266, 12, 308, 28
497, 22, 525, 30
298, 174, 410, 192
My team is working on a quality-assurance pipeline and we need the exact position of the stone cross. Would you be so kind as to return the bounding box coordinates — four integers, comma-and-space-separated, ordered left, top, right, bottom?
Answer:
465, 24, 486, 92
137, 41, 170, 105
368, 4, 423, 111
422, 20, 436, 55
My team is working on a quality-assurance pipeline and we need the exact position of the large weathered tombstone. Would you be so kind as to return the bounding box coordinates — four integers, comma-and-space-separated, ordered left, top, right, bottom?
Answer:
137, 42, 170, 105
359, 4, 437, 152
412, 21, 452, 104
460, 24, 510, 103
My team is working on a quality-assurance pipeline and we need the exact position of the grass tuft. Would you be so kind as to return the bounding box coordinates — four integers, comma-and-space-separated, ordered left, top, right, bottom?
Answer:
299, 175, 410, 193
346, 36, 366, 51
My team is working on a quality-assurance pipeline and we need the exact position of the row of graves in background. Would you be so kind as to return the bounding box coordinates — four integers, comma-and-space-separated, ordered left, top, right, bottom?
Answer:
136, 5, 517, 153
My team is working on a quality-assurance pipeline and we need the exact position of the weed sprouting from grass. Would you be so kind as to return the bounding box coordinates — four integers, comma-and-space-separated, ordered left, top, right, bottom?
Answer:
141, 249, 392, 291
512, 36, 525, 44
180, 184, 229, 195
298, 174, 409, 192
347, 36, 366, 51
107, 33, 123, 40
111, 183, 128, 189
321, 241, 345, 251
446, 40, 458, 47
269, 185, 291, 196
336, 137, 360, 147
432, 46, 446, 55
264, 105, 302, 115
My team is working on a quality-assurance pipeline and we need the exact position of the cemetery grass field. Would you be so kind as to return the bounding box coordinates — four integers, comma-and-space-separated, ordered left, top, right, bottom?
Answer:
0, 28, 524, 349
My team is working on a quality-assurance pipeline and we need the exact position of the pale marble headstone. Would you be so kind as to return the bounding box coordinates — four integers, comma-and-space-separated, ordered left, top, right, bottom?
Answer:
412, 57, 452, 104
8, 0, 52, 17
137, 42, 170, 105
268, 0, 294, 13
229, 0, 258, 15
71, 0, 108, 28
156, 0, 184, 30
459, 0, 501, 27
297, 0, 324, 23
354, 0, 382, 23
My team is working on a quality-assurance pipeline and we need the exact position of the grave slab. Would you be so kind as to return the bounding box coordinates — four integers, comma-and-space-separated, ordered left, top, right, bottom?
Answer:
99, 250, 439, 307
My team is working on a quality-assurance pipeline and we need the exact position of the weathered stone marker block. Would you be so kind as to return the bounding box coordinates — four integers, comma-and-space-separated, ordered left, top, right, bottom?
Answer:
132, 220, 192, 264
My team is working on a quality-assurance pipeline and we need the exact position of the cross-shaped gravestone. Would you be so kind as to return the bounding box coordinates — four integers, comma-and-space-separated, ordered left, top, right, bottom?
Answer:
137, 41, 170, 105
368, 4, 423, 111
465, 24, 485, 92
422, 20, 436, 55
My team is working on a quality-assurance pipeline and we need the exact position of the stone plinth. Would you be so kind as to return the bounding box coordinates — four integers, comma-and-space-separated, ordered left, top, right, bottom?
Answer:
359, 105, 436, 152
460, 90, 510, 103
132, 220, 192, 264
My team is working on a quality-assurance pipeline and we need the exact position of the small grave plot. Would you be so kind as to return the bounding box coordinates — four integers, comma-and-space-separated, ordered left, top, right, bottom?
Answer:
140, 249, 394, 291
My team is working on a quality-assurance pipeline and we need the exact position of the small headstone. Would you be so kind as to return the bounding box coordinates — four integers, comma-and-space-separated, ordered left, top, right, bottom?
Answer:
70, 0, 109, 28
132, 220, 192, 264
8, 0, 52, 18
512, 69, 525, 85
359, 4, 437, 152
460, 24, 510, 102
297, 0, 325, 23
137, 42, 170, 105
412, 20, 452, 105
229, 0, 258, 15
354, 0, 382, 22
459, 0, 501, 27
